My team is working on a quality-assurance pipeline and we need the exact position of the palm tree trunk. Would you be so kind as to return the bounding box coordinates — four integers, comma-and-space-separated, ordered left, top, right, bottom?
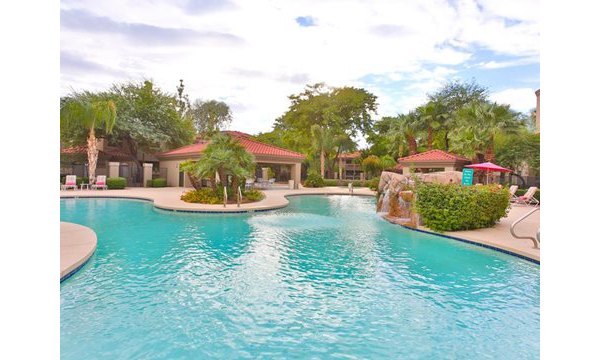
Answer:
320, 150, 325, 177
427, 127, 433, 150
87, 127, 98, 184
444, 130, 450, 151
407, 135, 417, 155
485, 135, 495, 161
232, 177, 239, 203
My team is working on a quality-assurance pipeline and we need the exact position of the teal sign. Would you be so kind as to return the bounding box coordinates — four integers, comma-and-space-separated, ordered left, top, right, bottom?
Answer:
462, 168, 474, 186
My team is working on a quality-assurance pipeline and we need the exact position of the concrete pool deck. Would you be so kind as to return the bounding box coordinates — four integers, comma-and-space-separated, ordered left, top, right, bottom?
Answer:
60, 222, 97, 281
60, 186, 540, 279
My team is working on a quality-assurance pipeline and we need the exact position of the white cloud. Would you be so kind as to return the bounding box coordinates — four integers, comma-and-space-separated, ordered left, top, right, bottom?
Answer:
490, 87, 538, 112
60, 0, 540, 135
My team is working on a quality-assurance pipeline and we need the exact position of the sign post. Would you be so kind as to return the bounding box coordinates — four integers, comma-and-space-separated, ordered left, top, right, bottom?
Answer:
461, 168, 474, 186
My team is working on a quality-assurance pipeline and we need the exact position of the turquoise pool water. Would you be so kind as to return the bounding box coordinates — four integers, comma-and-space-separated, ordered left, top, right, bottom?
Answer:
60, 196, 539, 359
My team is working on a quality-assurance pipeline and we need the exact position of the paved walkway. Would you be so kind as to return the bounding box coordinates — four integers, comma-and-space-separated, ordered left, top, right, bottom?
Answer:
60, 222, 97, 281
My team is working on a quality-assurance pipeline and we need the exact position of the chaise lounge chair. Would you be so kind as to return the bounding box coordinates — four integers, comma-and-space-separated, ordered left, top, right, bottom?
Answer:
91, 175, 108, 190
514, 186, 539, 206
508, 185, 519, 202
62, 175, 78, 191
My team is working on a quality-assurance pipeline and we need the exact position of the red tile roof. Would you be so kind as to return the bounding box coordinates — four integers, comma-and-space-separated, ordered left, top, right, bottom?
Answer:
397, 149, 470, 163
339, 151, 361, 159
158, 131, 305, 159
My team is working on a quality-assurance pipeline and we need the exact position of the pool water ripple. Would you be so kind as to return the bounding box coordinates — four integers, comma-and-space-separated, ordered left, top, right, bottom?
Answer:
61, 196, 539, 359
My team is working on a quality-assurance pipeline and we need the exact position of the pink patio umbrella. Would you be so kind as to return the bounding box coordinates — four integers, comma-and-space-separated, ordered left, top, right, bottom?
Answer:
465, 162, 512, 184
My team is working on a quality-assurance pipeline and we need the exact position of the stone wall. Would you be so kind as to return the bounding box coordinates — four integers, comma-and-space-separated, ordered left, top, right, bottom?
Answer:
377, 170, 464, 226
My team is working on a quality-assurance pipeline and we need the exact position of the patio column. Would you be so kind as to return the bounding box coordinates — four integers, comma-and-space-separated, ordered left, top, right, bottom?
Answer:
143, 163, 153, 187
291, 163, 301, 189
108, 162, 120, 178
402, 166, 411, 176
444, 166, 455, 172
262, 167, 269, 181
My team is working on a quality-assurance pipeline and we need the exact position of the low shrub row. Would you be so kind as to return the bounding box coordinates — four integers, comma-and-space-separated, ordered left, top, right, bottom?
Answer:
321, 177, 380, 190
181, 187, 265, 204
303, 173, 325, 188
415, 184, 510, 232
106, 177, 127, 189
146, 178, 168, 187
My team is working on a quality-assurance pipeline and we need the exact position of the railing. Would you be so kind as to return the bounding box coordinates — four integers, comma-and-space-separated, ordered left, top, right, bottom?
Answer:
510, 206, 540, 249
348, 182, 353, 195
223, 185, 227, 208
237, 186, 242, 207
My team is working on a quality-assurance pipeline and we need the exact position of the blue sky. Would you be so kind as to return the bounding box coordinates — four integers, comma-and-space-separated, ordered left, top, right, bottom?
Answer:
60, 0, 539, 136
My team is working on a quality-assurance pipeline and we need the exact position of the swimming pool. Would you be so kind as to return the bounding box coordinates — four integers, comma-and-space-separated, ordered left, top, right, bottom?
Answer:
60, 195, 539, 359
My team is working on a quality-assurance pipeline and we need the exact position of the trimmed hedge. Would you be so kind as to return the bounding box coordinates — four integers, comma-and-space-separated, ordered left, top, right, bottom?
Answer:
107, 177, 127, 189
181, 187, 264, 204
322, 177, 379, 190
415, 184, 510, 232
303, 173, 325, 188
152, 178, 167, 187
515, 188, 540, 203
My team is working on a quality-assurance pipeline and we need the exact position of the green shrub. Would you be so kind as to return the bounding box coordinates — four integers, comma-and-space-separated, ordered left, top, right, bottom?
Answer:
107, 177, 127, 189
515, 188, 540, 203
181, 187, 265, 204
304, 173, 325, 187
321, 179, 376, 188
181, 188, 222, 204
367, 177, 380, 191
243, 189, 265, 202
415, 184, 510, 232
152, 178, 167, 187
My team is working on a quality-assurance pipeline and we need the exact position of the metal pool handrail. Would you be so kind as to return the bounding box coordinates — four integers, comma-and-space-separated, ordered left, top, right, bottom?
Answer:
348, 182, 353, 195
237, 186, 242, 207
223, 185, 227, 207
510, 206, 540, 249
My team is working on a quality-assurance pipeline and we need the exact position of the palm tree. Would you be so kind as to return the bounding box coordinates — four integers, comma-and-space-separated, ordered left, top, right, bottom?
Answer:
310, 125, 336, 177
60, 95, 117, 183
416, 102, 448, 150
387, 113, 419, 156
450, 101, 519, 162
186, 133, 255, 202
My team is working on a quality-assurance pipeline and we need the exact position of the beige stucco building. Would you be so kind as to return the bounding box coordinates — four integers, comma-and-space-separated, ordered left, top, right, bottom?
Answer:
156, 131, 305, 188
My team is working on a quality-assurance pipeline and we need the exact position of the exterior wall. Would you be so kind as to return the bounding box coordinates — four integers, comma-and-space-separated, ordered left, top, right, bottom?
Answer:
159, 159, 184, 187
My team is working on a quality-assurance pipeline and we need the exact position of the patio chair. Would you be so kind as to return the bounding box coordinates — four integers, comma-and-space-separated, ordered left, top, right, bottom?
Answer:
245, 178, 254, 190
268, 178, 276, 188
256, 178, 264, 189
508, 185, 519, 202
62, 175, 78, 191
91, 175, 108, 190
514, 186, 539, 206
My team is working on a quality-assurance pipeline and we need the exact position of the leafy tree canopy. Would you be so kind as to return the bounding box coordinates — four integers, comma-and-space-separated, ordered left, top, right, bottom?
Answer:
190, 99, 233, 135
273, 83, 378, 154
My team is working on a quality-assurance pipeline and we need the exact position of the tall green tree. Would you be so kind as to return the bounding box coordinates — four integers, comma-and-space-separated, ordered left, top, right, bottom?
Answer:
416, 102, 449, 150
310, 125, 337, 177
386, 113, 419, 157
190, 99, 233, 136
273, 83, 377, 154
60, 93, 117, 183
106, 80, 196, 173
450, 101, 520, 162
427, 79, 489, 150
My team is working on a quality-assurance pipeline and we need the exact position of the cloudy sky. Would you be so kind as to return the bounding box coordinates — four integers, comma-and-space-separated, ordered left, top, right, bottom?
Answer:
60, 0, 539, 136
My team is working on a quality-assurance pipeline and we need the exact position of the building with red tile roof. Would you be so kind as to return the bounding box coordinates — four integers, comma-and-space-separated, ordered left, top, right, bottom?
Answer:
396, 149, 471, 174
156, 131, 305, 188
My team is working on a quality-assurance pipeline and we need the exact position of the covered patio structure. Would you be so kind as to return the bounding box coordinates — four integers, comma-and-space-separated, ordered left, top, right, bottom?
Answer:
396, 149, 471, 175
156, 131, 305, 189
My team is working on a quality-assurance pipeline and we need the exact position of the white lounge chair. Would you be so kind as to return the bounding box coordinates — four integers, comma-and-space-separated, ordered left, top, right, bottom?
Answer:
514, 186, 539, 206
508, 185, 519, 202
91, 175, 108, 190
62, 175, 78, 191
268, 178, 276, 187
